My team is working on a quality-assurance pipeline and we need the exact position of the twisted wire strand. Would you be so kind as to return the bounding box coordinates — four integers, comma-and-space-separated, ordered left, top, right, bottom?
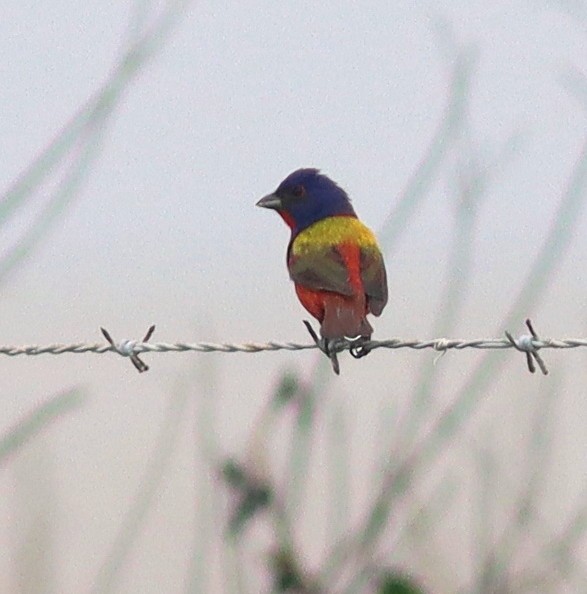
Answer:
1, 336, 587, 357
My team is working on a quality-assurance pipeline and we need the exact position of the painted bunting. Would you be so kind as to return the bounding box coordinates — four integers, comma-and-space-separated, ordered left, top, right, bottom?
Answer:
256, 168, 388, 374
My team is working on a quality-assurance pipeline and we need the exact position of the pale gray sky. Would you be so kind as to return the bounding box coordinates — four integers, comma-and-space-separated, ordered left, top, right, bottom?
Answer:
1, 2, 587, 592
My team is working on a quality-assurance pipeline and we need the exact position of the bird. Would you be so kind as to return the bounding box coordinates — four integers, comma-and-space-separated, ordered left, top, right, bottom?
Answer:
256, 168, 388, 374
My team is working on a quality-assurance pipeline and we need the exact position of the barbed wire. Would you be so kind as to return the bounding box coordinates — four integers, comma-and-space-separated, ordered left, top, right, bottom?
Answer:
0, 319, 582, 376
5, 335, 587, 356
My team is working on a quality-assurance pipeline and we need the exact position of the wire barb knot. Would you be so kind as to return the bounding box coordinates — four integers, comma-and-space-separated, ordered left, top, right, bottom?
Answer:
504, 319, 548, 376
100, 325, 155, 373
117, 340, 137, 357
432, 338, 451, 365
433, 339, 451, 352
515, 334, 535, 352
302, 320, 342, 375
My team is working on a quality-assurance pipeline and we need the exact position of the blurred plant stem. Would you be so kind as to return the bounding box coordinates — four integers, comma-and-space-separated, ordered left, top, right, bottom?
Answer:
393, 140, 480, 450
395, 128, 522, 455
327, 403, 350, 545
395, 16, 524, 456
13, 439, 58, 594
513, 455, 587, 590
0, 0, 191, 285
91, 380, 190, 594
469, 378, 557, 593
0, 388, 84, 465
378, 48, 475, 253
184, 352, 225, 594
5, 390, 84, 594
220, 369, 322, 592
283, 356, 330, 521
341, 475, 456, 594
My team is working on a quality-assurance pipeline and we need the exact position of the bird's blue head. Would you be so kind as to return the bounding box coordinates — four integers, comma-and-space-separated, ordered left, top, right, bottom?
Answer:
256, 168, 357, 235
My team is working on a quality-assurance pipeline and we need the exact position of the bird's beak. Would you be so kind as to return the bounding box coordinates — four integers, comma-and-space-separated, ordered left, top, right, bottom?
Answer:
256, 193, 282, 210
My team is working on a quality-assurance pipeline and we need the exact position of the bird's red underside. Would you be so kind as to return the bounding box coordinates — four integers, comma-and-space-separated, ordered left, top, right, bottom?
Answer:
294, 243, 370, 339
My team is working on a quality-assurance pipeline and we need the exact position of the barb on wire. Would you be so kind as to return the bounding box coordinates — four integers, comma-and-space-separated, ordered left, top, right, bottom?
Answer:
303, 320, 341, 375
101, 325, 155, 373
505, 319, 549, 376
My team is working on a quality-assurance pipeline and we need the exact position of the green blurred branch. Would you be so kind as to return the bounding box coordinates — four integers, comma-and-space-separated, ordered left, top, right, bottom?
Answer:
0, 388, 84, 465
0, 0, 192, 284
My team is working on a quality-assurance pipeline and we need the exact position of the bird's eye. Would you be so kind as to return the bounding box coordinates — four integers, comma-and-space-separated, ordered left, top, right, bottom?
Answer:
292, 185, 305, 198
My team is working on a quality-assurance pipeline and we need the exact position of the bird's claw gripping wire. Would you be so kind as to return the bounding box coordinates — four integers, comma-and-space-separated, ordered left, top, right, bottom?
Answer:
303, 320, 341, 375
101, 325, 156, 373
349, 338, 371, 359
505, 318, 548, 376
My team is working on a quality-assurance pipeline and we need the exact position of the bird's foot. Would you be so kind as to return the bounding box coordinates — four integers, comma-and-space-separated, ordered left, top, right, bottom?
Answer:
348, 337, 372, 359
303, 320, 341, 375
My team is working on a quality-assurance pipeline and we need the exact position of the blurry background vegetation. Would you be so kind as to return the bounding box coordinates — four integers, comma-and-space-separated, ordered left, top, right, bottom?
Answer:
1, 1, 587, 592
